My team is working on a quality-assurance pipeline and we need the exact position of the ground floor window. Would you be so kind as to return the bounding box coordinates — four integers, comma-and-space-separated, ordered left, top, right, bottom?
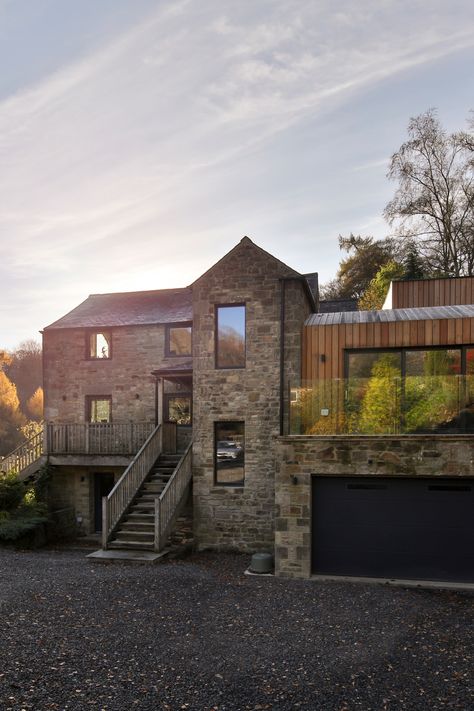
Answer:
87, 396, 112, 423
165, 393, 191, 425
215, 421, 244, 486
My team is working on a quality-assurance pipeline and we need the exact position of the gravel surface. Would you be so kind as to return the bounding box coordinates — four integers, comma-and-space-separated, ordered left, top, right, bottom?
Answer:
0, 549, 472, 711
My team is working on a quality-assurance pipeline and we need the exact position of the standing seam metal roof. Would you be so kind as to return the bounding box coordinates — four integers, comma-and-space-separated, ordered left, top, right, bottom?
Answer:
305, 304, 474, 327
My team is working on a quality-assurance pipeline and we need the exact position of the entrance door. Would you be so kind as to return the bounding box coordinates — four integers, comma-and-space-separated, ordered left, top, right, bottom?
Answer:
94, 473, 115, 532
312, 477, 474, 583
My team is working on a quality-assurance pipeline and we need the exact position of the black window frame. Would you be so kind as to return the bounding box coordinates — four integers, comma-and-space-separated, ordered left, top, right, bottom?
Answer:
86, 330, 112, 360
214, 421, 245, 487
86, 395, 112, 423
165, 322, 193, 358
164, 392, 192, 426
215, 303, 246, 370
344, 345, 471, 379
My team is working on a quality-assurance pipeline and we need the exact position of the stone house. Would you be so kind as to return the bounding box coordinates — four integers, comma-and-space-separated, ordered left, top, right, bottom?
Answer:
4, 237, 473, 583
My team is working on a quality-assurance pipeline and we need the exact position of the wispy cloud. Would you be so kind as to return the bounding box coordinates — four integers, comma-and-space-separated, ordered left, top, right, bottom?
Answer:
1, 0, 473, 346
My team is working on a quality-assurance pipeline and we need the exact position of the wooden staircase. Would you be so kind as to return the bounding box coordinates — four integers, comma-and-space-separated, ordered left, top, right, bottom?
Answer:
108, 453, 183, 551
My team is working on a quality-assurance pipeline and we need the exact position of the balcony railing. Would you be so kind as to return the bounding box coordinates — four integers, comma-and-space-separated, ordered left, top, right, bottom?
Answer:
46, 422, 155, 455
290, 375, 474, 436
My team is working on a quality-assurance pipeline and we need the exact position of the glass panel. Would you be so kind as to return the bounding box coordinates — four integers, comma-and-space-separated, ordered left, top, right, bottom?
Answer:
216, 306, 245, 368
346, 352, 402, 434
405, 349, 461, 376
89, 332, 111, 359
167, 396, 191, 425
168, 326, 192, 356
89, 398, 111, 423
215, 422, 244, 485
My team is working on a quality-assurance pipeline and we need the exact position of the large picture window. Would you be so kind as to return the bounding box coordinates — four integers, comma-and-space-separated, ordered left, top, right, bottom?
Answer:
215, 421, 245, 486
345, 347, 469, 434
216, 305, 246, 368
166, 324, 192, 357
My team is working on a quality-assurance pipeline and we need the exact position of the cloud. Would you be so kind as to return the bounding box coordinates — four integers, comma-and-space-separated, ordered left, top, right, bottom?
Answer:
1, 0, 473, 346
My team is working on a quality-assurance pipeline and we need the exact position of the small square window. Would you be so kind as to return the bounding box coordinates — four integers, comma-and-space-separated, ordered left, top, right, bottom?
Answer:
87, 397, 111, 423
165, 394, 192, 425
216, 305, 246, 368
166, 324, 192, 357
215, 421, 245, 486
87, 332, 111, 359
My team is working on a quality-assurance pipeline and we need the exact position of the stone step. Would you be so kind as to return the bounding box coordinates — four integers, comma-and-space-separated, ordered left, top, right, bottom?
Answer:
108, 540, 155, 551
126, 513, 154, 522
87, 549, 169, 563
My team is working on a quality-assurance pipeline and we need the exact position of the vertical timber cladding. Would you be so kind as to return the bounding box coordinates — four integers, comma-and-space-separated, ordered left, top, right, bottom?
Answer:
391, 277, 474, 309
312, 476, 474, 583
192, 238, 312, 551
302, 314, 474, 381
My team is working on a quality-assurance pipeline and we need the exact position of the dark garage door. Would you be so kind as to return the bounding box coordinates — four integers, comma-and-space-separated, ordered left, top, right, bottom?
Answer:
312, 477, 474, 583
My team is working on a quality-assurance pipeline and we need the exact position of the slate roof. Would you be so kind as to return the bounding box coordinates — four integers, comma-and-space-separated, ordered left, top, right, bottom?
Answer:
319, 298, 358, 313
44, 288, 192, 330
306, 304, 474, 327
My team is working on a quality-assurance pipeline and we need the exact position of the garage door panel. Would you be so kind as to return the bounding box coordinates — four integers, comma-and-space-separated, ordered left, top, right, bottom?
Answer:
312, 477, 474, 583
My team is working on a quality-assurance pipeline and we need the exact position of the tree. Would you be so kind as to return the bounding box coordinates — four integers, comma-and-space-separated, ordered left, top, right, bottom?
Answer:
25, 387, 44, 421
358, 260, 405, 310
5, 340, 42, 411
0, 371, 26, 455
319, 234, 399, 300
385, 109, 474, 277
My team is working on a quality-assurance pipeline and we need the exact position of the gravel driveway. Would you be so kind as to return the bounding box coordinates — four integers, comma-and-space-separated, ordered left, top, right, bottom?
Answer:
0, 549, 472, 711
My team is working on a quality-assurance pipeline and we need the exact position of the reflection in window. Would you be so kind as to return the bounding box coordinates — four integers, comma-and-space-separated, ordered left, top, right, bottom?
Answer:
405, 349, 460, 376
166, 395, 191, 425
88, 397, 111, 423
216, 305, 245, 368
167, 325, 192, 356
88, 332, 111, 359
346, 352, 401, 434
215, 422, 244, 486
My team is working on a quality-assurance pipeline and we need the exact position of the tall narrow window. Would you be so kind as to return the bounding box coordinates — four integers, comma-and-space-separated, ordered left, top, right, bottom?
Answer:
87, 397, 112, 423
215, 421, 245, 486
166, 324, 192, 357
87, 332, 111, 359
216, 305, 246, 368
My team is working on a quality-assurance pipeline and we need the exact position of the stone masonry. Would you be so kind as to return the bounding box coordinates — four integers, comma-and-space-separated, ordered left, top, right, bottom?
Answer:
192, 238, 312, 552
275, 434, 474, 578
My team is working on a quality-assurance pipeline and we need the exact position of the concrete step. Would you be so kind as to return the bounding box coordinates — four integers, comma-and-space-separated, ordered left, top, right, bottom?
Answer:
113, 530, 154, 542
87, 549, 169, 564
126, 513, 154, 522
120, 521, 155, 531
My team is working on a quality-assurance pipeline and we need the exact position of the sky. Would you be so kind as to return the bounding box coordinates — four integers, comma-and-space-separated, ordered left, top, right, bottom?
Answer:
1, 0, 473, 349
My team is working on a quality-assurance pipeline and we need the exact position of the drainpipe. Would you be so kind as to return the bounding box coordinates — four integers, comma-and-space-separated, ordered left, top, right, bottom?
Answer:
279, 280, 286, 436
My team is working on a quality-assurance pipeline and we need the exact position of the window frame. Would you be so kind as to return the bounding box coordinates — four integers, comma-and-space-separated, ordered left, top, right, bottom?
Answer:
86, 395, 112, 423
215, 303, 246, 370
86, 330, 112, 360
214, 420, 245, 487
164, 392, 192, 426
344, 345, 470, 379
165, 322, 193, 358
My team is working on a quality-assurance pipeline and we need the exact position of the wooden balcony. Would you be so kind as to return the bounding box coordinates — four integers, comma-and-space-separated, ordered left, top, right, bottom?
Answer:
46, 422, 156, 455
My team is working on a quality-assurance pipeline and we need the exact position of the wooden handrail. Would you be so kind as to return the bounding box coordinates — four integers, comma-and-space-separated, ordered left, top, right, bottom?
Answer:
102, 424, 163, 548
47, 422, 154, 455
0, 428, 44, 478
154, 441, 192, 552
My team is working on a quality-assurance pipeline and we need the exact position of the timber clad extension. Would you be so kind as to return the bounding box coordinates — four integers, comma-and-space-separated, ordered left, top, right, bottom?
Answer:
6, 236, 471, 582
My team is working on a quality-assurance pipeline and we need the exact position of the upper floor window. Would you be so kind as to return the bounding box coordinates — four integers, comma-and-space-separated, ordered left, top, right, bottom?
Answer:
166, 324, 192, 357
87, 331, 111, 359
215, 305, 246, 369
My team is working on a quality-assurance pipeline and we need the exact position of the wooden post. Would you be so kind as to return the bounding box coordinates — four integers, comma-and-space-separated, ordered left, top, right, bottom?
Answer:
154, 496, 161, 551
102, 497, 108, 550
85, 424, 90, 454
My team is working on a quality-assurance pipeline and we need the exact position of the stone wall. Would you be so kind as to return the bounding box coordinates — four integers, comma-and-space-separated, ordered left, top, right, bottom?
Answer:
43, 324, 190, 424
275, 434, 474, 578
192, 238, 311, 551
